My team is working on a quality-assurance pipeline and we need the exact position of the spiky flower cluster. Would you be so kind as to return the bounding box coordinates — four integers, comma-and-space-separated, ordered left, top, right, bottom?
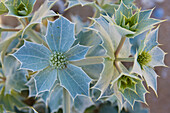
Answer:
137, 51, 152, 68
117, 75, 137, 93
49, 52, 68, 69
17, 2, 28, 16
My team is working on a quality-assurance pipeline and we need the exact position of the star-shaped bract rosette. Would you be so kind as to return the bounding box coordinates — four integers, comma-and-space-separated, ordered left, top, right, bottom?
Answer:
131, 27, 166, 95
13, 16, 92, 99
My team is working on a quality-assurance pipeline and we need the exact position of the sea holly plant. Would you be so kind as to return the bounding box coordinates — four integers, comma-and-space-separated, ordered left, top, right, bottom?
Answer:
0, 0, 167, 113
5, 0, 36, 17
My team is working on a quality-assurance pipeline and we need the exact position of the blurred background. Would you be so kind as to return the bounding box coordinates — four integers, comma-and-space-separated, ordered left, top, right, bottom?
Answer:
0, 0, 169, 113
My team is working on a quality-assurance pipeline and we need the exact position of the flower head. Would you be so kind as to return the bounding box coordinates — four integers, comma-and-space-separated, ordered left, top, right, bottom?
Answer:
131, 27, 166, 94
13, 16, 92, 99
5, 0, 36, 17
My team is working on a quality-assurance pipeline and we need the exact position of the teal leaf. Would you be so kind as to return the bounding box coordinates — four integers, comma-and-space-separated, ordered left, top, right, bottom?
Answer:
144, 27, 159, 52
34, 67, 57, 93
148, 47, 166, 67
93, 58, 114, 99
136, 18, 163, 33
101, 4, 119, 17
13, 41, 51, 72
22, 0, 57, 36
58, 64, 91, 98
81, 63, 103, 80
142, 66, 158, 94
138, 9, 153, 24
131, 54, 142, 76
26, 78, 37, 97
130, 31, 148, 55
47, 84, 63, 113
65, 44, 89, 61
45, 16, 75, 52
5, 0, 36, 17
120, 80, 147, 107
74, 95, 94, 113
66, 0, 94, 10
75, 30, 105, 57
0, 2, 8, 15
4, 55, 28, 94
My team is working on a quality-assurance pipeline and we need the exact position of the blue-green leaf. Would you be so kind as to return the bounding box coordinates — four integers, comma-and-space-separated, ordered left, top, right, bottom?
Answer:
26, 78, 37, 97
22, 0, 57, 37
93, 58, 114, 99
34, 67, 57, 93
81, 63, 103, 80
138, 9, 153, 24
148, 47, 166, 67
4, 56, 28, 94
142, 66, 158, 94
47, 84, 63, 113
46, 16, 75, 52
66, 0, 94, 10
58, 64, 91, 98
120, 80, 147, 107
74, 95, 94, 113
65, 44, 89, 61
13, 41, 51, 72
144, 27, 159, 52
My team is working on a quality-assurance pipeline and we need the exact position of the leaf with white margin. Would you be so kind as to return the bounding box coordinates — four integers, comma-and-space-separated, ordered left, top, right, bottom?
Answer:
92, 58, 114, 99
13, 41, 51, 72
34, 67, 57, 94
5, 0, 36, 18
74, 95, 94, 113
81, 63, 103, 80
58, 64, 91, 99
144, 27, 159, 52
120, 79, 147, 107
45, 16, 75, 52
66, 0, 94, 10
74, 30, 105, 57
90, 16, 131, 58
47, 84, 63, 113
142, 66, 158, 94
65, 44, 89, 61
148, 47, 166, 67
22, 0, 58, 37
4, 55, 28, 94
130, 31, 148, 55
26, 78, 37, 97
0, 2, 8, 15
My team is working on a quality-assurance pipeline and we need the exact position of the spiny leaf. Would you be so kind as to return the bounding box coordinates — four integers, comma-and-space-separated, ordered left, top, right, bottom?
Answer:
45, 16, 75, 53
5, 0, 36, 18
93, 58, 114, 99
142, 66, 158, 94
4, 55, 28, 94
33, 67, 57, 94
58, 64, 91, 99
22, 0, 57, 37
0, 2, 8, 15
120, 79, 147, 107
65, 44, 89, 61
74, 95, 94, 113
13, 41, 51, 72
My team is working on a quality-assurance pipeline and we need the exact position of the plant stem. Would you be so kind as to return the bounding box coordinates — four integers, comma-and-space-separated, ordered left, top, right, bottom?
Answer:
63, 88, 70, 113
25, 18, 29, 25
115, 57, 134, 62
18, 18, 26, 27
2, 28, 21, 32
114, 36, 126, 73
115, 36, 126, 58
